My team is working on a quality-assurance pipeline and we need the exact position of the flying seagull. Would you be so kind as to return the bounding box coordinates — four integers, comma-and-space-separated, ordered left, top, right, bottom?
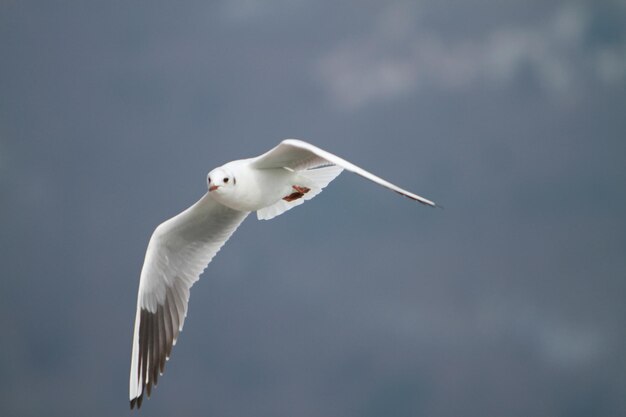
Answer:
129, 139, 437, 408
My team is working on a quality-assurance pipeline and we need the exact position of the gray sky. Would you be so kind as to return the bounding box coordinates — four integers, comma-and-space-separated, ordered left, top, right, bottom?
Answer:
1, 1, 625, 416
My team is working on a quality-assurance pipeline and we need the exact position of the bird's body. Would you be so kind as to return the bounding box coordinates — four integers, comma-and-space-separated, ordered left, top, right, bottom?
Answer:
209, 159, 297, 212
129, 139, 437, 409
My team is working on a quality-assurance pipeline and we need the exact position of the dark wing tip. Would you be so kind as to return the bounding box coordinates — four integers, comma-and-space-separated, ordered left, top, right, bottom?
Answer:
133, 299, 177, 410
130, 394, 143, 409
394, 190, 439, 207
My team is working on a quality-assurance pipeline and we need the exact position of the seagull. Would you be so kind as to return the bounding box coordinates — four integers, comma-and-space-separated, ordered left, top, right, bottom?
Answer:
129, 139, 437, 409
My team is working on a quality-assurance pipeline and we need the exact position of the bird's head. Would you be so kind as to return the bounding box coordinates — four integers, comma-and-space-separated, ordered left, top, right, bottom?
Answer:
207, 167, 236, 194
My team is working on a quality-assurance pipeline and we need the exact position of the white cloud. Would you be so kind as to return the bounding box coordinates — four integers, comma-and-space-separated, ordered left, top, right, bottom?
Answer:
316, 2, 626, 110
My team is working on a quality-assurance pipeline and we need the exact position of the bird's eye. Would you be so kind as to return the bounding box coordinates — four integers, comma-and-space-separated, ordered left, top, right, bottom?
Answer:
208, 177, 211, 183
223, 177, 229, 183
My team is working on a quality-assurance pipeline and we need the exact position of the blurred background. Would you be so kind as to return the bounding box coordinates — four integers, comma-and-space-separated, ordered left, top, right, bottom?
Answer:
1, 1, 625, 416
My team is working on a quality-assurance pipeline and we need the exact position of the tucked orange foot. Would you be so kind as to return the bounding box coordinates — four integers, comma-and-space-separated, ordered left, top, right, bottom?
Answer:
282, 185, 311, 202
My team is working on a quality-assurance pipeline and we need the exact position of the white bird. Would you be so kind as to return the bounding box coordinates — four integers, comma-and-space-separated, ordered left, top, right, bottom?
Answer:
129, 139, 437, 408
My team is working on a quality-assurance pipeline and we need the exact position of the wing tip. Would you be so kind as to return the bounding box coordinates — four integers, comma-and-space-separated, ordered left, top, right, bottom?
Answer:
424, 199, 442, 209
395, 190, 439, 208
130, 394, 143, 410
131, 303, 174, 411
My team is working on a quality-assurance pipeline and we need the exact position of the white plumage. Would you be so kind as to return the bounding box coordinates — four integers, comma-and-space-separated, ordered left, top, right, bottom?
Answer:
129, 139, 437, 408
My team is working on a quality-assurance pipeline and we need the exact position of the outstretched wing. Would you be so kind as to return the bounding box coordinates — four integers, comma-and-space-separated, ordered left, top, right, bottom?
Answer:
251, 139, 437, 207
129, 193, 249, 409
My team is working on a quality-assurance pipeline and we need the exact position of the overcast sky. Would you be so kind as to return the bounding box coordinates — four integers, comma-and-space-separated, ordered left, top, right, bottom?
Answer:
1, 1, 625, 416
